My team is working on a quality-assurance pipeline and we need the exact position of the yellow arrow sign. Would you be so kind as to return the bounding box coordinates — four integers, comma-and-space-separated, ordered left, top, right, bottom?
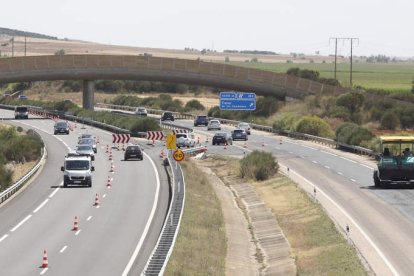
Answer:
166, 134, 176, 150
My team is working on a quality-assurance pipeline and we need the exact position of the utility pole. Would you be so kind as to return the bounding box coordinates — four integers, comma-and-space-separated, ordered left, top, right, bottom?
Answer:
11, 36, 14, 57
330, 37, 359, 86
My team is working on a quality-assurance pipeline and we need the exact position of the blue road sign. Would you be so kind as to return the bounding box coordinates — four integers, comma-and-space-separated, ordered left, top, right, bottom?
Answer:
220, 92, 256, 110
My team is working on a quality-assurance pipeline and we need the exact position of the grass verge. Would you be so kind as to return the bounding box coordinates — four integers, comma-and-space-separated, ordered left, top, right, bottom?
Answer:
252, 174, 367, 275
164, 160, 226, 275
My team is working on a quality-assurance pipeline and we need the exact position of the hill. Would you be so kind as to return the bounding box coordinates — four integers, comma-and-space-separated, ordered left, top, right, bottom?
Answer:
0, 27, 57, 40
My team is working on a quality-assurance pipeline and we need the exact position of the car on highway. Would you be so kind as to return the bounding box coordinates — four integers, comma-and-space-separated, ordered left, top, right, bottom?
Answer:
135, 107, 148, 116
212, 132, 233, 145
124, 144, 144, 161
78, 138, 97, 153
207, 119, 221, 130
78, 133, 97, 143
54, 121, 70, 135
231, 129, 248, 141
75, 145, 95, 161
194, 115, 209, 126
161, 111, 175, 121
61, 155, 94, 187
18, 95, 28, 100
236, 122, 251, 135
14, 106, 29, 119
176, 132, 196, 148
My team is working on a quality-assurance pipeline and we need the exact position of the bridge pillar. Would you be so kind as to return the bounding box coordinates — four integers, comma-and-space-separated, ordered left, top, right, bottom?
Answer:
82, 80, 94, 110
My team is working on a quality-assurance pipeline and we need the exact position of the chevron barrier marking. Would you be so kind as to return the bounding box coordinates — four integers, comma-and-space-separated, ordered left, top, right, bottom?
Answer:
112, 133, 131, 143
146, 131, 164, 140
172, 129, 189, 134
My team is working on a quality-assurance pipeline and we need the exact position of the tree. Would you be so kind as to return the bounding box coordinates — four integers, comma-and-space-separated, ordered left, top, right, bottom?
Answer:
54, 49, 65, 56
336, 92, 364, 114
295, 116, 334, 138
380, 111, 400, 130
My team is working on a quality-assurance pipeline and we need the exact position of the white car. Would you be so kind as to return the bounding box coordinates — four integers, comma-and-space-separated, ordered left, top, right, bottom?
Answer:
236, 122, 251, 135
176, 132, 196, 148
207, 119, 221, 130
135, 107, 148, 116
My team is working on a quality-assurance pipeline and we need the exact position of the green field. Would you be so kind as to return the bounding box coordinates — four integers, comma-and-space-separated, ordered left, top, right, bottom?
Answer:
230, 61, 414, 92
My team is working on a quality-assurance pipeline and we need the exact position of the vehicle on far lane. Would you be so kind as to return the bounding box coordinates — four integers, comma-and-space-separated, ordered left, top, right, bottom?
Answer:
194, 115, 209, 126
207, 119, 221, 130
236, 122, 251, 135
212, 132, 233, 145
14, 106, 29, 119
78, 138, 97, 153
231, 129, 248, 141
161, 111, 175, 121
54, 121, 70, 135
135, 107, 148, 116
176, 132, 196, 148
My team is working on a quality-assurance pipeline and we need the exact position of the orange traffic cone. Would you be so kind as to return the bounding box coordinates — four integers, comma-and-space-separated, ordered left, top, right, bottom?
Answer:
122, 143, 125, 151
224, 142, 228, 150
117, 143, 120, 151
106, 144, 109, 153
206, 136, 209, 144
72, 216, 79, 231
243, 142, 247, 148
262, 141, 265, 147
160, 149, 165, 159
94, 193, 100, 206
107, 176, 112, 187
42, 249, 48, 268
197, 137, 200, 145
109, 151, 113, 161
109, 162, 115, 173
152, 139, 155, 147
97, 136, 100, 144
279, 138, 283, 145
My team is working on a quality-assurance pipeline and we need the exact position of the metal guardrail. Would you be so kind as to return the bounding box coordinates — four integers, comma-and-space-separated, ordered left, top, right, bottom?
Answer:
0, 133, 46, 205
97, 103, 377, 158
143, 154, 185, 275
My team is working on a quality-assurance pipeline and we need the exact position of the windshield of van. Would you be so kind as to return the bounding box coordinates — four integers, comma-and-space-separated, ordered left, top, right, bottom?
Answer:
16, 107, 28, 112
66, 160, 90, 170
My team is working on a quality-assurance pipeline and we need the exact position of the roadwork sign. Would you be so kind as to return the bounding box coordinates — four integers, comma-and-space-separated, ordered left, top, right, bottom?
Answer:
166, 134, 176, 150
173, 149, 185, 162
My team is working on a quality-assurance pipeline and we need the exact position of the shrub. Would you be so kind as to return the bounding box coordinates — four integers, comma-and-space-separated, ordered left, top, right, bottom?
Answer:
273, 112, 301, 131
335, 123, 374, 146
185, 99, 205, 111
326, 106, 351, 121
254, 96, 280, 117
295, 116, 334, 138
380, 111, 400, 130
239, 150, 278, 181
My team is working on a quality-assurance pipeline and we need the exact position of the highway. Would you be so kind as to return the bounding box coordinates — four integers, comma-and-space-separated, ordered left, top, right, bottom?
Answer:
0, 110, 170, 275
174, 119, 414, 276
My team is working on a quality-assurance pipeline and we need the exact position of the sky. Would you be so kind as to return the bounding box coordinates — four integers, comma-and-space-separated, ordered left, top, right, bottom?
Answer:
2, 0, 413, 57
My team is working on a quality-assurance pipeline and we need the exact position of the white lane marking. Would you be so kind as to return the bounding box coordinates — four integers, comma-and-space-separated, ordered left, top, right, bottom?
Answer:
0, 234, 8, 242
86, 216, 92, 221
351, 179, 356, 182
276, 147, 281, 150
337, 172, 343, 175
287, 167, 400, 276
49, 187, 60, 198
10, 215, 32, 232
341, 156, 357, 164
33, 199, 49, 213
360, 163, 375, 170
324, 165, 330, 169
289, 151, 294, 154
60, 245, 68, 253
40, 268, 48, 275
321, 150, 338, 157
312, 160, 318, 164
103, 194, 107, 198
122, 152, 161, 276
75, 230, 81, 236
302, 145, 317, 151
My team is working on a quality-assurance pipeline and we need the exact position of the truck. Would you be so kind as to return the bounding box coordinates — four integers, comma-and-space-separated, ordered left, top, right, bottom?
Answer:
61, 155, 94, 187
373, 136, 414, 188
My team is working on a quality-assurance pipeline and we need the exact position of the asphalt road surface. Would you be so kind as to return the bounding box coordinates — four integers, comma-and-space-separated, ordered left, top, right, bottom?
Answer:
0, 110, 170, 276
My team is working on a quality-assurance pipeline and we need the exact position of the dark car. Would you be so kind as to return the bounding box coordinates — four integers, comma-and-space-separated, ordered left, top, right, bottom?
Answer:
161, 112, 175, 121
212, 132, 233, 146
231, 129, 248, 141
194, 115, 209, 126
54, 121, 70, 135
124, 145, 143, 161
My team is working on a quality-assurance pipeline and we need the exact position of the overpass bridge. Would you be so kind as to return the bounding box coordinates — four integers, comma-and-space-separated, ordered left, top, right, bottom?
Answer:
0, 55, 347, 109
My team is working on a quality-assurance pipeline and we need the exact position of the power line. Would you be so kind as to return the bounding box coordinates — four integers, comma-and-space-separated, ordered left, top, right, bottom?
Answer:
329, 37, 359, 86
